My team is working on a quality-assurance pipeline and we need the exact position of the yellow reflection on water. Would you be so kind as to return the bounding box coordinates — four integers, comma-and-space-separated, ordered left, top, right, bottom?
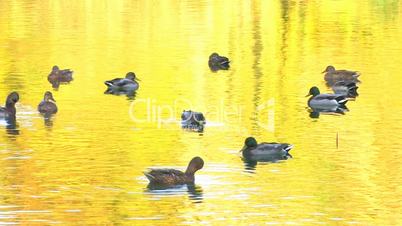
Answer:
1, 0, 402, 225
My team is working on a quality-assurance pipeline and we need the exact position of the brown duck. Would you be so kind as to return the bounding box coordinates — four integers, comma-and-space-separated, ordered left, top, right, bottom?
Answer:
0, 92, 19, 120
144, 157, 204, 185
38, 91, 58, 114
323, 65, 360, 85
48, 65, 73, 88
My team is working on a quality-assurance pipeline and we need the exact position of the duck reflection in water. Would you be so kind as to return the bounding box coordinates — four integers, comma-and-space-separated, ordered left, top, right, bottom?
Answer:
308, 106, 349, 118
146, 183, 203, 203
5, 118, 19, 136
104, 89, 137, 100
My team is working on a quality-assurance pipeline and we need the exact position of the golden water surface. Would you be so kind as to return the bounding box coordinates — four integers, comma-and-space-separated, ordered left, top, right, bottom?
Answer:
1, 0, 402, 225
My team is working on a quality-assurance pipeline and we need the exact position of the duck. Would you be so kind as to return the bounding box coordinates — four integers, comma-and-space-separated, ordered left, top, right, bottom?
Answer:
240, 137, 293, 161
104, 72, 139, 93
0, 92, 19, 120
181, 110, 206, 132
331, 81, 359, 98
323, 65, 360, 85
144, 157, 204, 185
208, 53, 230, 71
48, 65, 73, 88
38, 91, 58, 114
306, 86, 348, 109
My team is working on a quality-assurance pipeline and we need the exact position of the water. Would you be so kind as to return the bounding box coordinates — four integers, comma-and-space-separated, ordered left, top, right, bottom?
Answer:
1, 0, 402, 225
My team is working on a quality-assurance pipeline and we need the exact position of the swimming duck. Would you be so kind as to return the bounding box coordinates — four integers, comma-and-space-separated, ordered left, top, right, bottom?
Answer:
48, 65, 73, 88
208, 53, 230, 71
331, 81, 359, 98
104, 72, 139, 93
181, 110, 206, 132
0, 92, 19, 120
306, 86, 348, 109
144, 157, 204, 185
38, 91, 58, 114
240, 137, 293, 161
323, 65, 360, 84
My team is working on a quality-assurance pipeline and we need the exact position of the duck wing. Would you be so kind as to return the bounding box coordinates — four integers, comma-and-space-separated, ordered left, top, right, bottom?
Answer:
218, 56, 230, 65
60, 69, 73, 74
193, 112, 205, 122
259, 143, 293, 152
104, 77, 124, 87
181, 111, 192, 120
114, 78, 135, 87
38, 102, 58, 114
316, 94, 347, 103
144, 169, 186, 184
244, 143, 293, 161
333, 70, 360, 78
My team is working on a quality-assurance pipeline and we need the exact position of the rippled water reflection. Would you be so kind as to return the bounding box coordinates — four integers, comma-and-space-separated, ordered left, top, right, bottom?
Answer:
1, 0, 402, 225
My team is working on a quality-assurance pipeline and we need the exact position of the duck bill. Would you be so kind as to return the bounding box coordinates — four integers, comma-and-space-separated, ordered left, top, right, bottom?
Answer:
239, 146, 246, 153
135, 77, 141, 82
50, 97, 56, 102
305, 93, 311, 97
321, 70, 326, 73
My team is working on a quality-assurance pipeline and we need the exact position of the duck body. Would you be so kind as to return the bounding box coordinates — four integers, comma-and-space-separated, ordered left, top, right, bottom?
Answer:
181, 110, 206, 132
307, 86, 348, 109
38, 101, 57, 114
208, 53, 230, 71
241, 137, 293, 162
308, 94, 348, 108
0, 92, 19, 121
144, 157, 204, 186
0, 105, 15, 119
104, 72, 139, 93
145, 169, 193, 185
38, 91, 58, 114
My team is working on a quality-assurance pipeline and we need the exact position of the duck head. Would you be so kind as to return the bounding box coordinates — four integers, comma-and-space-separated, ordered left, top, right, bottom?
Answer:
126, 72, 140, 81
6, 92, 19, 106
322, 65, 335, 73
244, 137, 258, 148
185, 157, 204, 175
52, 65, 59, 72
209, 53, 219, 59
44, 91, 56, 102
240, 137, 258, 154
306, 86, 320, 97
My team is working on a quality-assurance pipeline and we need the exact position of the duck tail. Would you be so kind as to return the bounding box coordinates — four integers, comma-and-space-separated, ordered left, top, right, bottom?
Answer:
345, 82, 357, 89
285, 144, 294, 153
220, 60, 230, 66
143, 172, 155, 182
353, 71, 360, 78
104, 81, 113, 87
335, 96, 348, 105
